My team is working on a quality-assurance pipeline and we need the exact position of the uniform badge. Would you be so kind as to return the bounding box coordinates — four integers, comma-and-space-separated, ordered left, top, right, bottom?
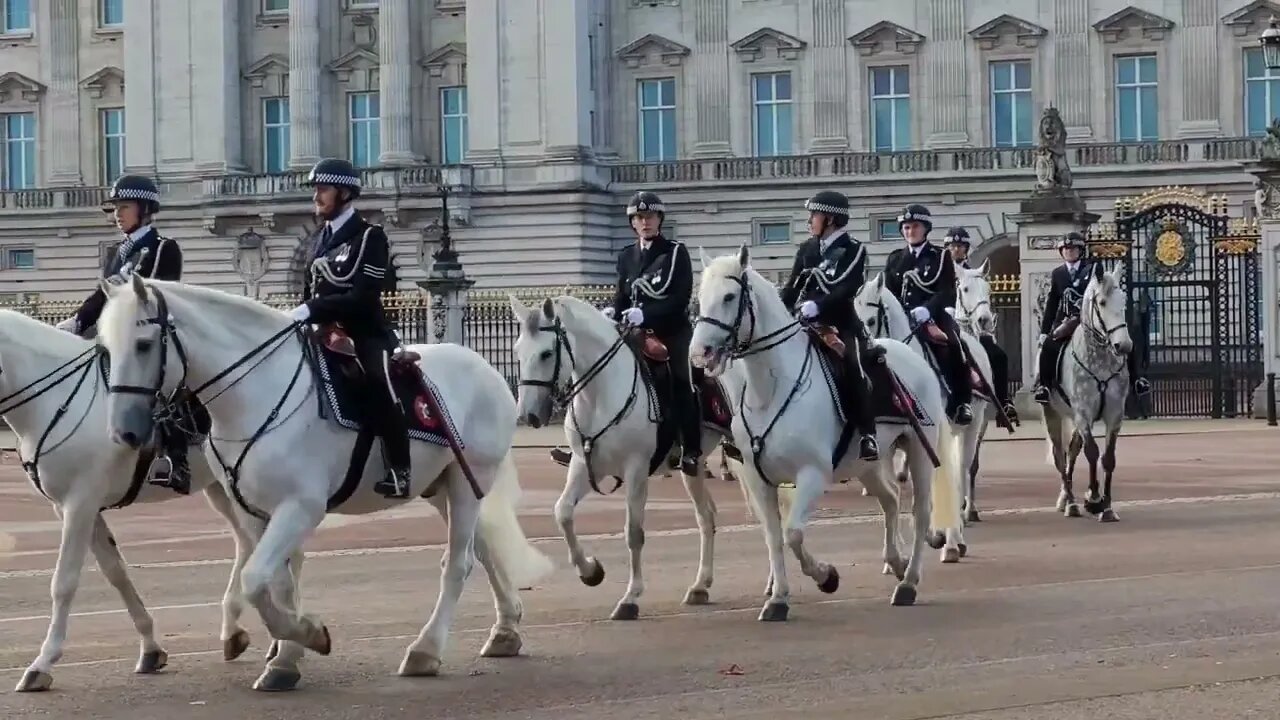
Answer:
651, 273, 662, 284
335, 248, 349, 263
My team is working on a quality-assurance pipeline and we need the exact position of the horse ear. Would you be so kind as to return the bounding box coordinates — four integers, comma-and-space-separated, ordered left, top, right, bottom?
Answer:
697, 245, 712, 271
507, 293, 530, 322
1091, 261, 1104, 282
873, 273, 885, 291
737, 243, 750, 269
130, 272, 147, 303
978, 258, 991, 276
98, 278, 115, 298
540, 297, 555, 320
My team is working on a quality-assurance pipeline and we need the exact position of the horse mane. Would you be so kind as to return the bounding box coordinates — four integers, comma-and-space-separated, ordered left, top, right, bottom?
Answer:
0, 309, 91, 359
552, 294, 617, 345
99, 278, 287, 343
700, 254, 778, 309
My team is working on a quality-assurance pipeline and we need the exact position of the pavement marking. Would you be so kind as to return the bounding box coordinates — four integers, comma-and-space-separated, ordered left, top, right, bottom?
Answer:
5, 565, 1280, 677
0, 490, 1277, 583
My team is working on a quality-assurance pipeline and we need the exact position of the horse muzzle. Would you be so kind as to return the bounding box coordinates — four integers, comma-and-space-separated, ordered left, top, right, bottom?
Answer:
109, 405, 155, 449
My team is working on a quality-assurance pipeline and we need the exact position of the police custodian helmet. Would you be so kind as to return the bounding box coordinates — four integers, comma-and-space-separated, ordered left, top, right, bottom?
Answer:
626, 191, 665, 218
943, 226, 971, 247
804, 190, 850, 227
301, 158, 362, 199
1056, 231, 1086, 251
897, 204, 933, 233
103, 174, 161, 215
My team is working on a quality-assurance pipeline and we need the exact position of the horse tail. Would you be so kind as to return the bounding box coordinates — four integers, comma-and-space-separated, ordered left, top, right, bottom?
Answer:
475, 450, 555, 590
929, 418, 964, 532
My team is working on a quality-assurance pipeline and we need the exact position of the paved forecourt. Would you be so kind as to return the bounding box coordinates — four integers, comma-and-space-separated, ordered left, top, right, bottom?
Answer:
0, 419, 1275, 719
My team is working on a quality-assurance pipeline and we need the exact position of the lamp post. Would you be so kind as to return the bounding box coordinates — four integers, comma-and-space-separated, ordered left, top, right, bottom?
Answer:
1262, 17, 1280, 70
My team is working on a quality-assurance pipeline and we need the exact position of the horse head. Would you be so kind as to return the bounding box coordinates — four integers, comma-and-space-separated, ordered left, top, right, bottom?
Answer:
691, 244, 787, 377
954, 260, 996, 336
1081, 263, 1133, 356
509, 295, 570, 428
853, 273, 909, 341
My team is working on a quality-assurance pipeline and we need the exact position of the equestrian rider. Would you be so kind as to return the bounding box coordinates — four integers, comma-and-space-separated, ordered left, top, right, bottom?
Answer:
56, 174, 200, 494
289, 158, 411, 499
1033, 232, 1151, 404
883, 204, 973, 425
779, 190, 884, 462
943, 227, 1018, 424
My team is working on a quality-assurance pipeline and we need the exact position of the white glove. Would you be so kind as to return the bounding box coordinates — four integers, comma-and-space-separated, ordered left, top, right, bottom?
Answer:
621, 307, 644, 326
56, 317, 79, 334
1037, 333, 1047, 347
288, 304, 311, 323
910, 306, 931, 324
798, 300, 818, 319
601, 307, 616, 320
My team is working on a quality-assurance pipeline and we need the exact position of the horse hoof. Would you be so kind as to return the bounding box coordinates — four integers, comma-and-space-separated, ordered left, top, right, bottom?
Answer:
861, 487, 871, 497
927, 531, 946, 550
942, 547, 961, 564
1055, 495, 1068, 512
580, 559, 606, 587
881, 562, 895, 576
817, 566, 840, 594
398, 650, 442, 677
758, 602, 789, 622
682, 588, 711, 605
223, 629, 251, 661
264, 640, 279, 663
14, 669, 52, 692
480, 628, 522, 658
1099, 508, 1120, 523
1065, 504, 1082, 518
304, 623, 332, 656
610, 602, 640, 621
966, 508, 981, 523
135, 649, 168, 674
1084, 499, 1106, 515
891, 584, 917, 607
252, 667, 301, 692
957, 543, 968, 558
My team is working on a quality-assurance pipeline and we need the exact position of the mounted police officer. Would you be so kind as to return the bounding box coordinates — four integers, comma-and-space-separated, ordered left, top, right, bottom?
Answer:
779, 190, 883, 461
883, 204, 973, 425
290, 158, 410, 499
1033, 232, 1151, 404
57, 174, 197, 493
944, 227, 1018, 424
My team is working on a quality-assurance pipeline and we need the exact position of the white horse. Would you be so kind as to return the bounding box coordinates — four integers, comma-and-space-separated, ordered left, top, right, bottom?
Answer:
95, 274, 553, 691
510, 294, 729, 619
853, 272, 993, 559
0, 309, 292, 692
691, 247, 963, 619
1041, 264, 1132, 522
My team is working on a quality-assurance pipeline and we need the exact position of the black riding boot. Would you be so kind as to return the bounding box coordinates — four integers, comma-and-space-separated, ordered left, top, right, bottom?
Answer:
364, 348, 413, 499
150, 420, 191, 494
669, 342, 702, 476
550, 446, 572, 467
842, 337, 879, 462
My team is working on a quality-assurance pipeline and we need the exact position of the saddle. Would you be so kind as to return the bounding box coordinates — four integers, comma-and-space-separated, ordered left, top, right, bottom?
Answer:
1051, 317, 1080, 342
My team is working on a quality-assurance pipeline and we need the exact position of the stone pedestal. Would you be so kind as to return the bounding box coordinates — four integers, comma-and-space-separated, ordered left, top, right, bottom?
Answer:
416, 235, 473, 346
1008, 190, 1100, 419
1242, 159, 1280, 420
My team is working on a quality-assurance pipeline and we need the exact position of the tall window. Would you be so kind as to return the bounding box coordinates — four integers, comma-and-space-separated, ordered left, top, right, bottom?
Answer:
1, 113, 35, 190
348, 92, 380, 167
2, 0, 30, 33
100, 108, 125, 183
752, 72, 793, 157
637, 77, 676, 162
1245, 48, 1280, 136
440, 86, 468, 164
263, 98, 290, 173
990, 60, 1033, 147
870, 66, 911, 152
100, 0, 123, 26
1115, 55, 1157, 142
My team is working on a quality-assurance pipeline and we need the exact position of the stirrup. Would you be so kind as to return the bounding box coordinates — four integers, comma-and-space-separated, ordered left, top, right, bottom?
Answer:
858, 435, 879, 461
375, 468, 412, 498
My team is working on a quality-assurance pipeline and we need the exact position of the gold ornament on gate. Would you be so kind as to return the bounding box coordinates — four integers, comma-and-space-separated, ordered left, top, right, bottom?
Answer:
1153, 217, 1185, 268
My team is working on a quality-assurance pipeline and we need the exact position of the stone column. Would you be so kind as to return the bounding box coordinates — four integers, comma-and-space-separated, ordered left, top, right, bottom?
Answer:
1053, 0, 1092, 137
807, 0, 847, 152
288, 0, 323, 168
1243, 160, 1280, 418
464, 0, 501, 164
540, 0, 592, 159
45, 0, 81, 185
378, 0, 418, 165
691, 0, 731, 157
123, 0, 156, 174
1008, 193, 1100, 420
1178, 0, 1222, 137
191, 0, 245, 173
925, 0, 968, 147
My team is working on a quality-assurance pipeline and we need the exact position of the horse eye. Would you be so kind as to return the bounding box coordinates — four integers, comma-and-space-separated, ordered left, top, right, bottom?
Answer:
135, 338, 153, 353
723, 292, 735, 303
539, 350, 553, 361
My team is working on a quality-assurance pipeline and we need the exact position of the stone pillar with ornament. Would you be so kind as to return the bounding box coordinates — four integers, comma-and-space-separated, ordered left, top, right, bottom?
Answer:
233, 228, 270, 299
1244, 153, 1280, 419
416, 189, 473, 345
1008, 108, 1099, 419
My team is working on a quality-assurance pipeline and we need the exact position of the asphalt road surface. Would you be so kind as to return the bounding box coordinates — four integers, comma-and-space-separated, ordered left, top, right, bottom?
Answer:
0, 422, 1277, 719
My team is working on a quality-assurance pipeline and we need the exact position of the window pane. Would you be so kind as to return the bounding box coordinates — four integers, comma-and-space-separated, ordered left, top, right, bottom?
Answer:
660, 108, 675, 160
894, 67, 909, 94
992, 63, 1009, 92
1247, 81, 1268, 135
5, 0, 30, 31
1138, 55, 1157, 83
760, 223, 790, 245
640, 111, 659, 160
1139, 86, 1158, 140
8, 249, 33, 269
639, 80, 658, 108
368, 93, 380, 118
441, 87, 459, 116
101, 0, 123, 25
658, 78, 675, 106
872, 98, 893, 151
871, 68, 891, 96
1116, 57, 1135, 85
1271, 80, 1280, 133
879, 219, 902, 239
1117, 87, 1137, 141
1246, 48, 1265, 79
1013, 61, 1031, 89
753, 74, 773, 103
893, 97, 911, 150
775, 103, 792, 155
774, 72, 791, 101
993, 93, 1012, 146
1014, 91, 1032, 145
265, 0, 289, 10
755, 104, 774, 155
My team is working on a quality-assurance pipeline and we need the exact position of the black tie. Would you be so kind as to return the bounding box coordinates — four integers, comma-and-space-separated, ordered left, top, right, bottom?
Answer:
314, 225, 333, 259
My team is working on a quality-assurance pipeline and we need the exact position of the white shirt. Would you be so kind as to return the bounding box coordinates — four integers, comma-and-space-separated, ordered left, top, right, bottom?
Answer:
1065, 260, 1080, 274
326, 205, 355, 234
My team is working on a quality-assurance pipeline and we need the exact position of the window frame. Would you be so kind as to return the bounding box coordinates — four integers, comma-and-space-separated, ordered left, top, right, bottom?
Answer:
751, 71, 794, 157
99, 107, 125, 184
636, 77, 677, 162
1244, 47, 1280, 137
439, 85, 468, 165
347, 91, 381, 168
869, 65, 911, 152
1, 111, 37, 190
1113, 54, 1158, 142
754, 219, 793, 246
1, 0, 31, 34
1, 245, 35, 270
262, 97, 290, 174
989, 59, 1034, 148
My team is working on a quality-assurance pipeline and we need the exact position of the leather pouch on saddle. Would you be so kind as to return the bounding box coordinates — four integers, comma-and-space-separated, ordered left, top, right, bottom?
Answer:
625, 328, 669, 363
318, 323, 420, 366
1051, 317, 1080, 342
810, 323, 846, 356
923, 323, 950, 346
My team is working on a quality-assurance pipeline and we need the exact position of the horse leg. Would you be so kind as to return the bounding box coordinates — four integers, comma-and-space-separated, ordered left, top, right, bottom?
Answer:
681, 431, 719, 605
965, 422, 987, 524
943, 425, 977, 563
16, 501, 98, 692
611, 461, 650, 620
862, 449, 905, 583
1082, 433, 1105, 516
894, 436, 938, 607
555, 453, 605, 588
203, 482, 256, 662
239, 500, 330, 657
782, 466, 839, 596
738, 461, 789, 620
1061, 429, 1085, 518
1098, 428, 1121, 523
400, 463, 483, 676
87, 515, 167, 674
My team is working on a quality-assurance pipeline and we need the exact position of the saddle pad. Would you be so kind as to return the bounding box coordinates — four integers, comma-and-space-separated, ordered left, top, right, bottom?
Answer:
868, 362, 934, 427
311, 345, 461, 449
699, 375, 732, 434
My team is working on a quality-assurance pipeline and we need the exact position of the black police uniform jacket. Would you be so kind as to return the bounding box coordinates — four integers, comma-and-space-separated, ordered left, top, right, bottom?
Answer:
610, 234, 693, 338
1040, 260, 1094, 336
74, 228, 182, 331
778, 231, 866, 328
883, 241, 957, 320
303, 213, 394, 349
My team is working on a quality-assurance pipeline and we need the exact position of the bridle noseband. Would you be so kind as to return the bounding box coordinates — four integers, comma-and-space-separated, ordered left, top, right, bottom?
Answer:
106, 288, 189, 405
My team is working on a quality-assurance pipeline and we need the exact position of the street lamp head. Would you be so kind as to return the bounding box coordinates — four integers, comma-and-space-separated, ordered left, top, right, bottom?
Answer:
1261, 16, 1280, 70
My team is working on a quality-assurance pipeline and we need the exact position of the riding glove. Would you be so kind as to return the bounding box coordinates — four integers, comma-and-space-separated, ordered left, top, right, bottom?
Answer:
621, 307, 644, 326
288, 304, 311, 323
799, 301, 819, 319
910, 306, 931, 324
601, 307, 616, 319
1037, 333, 1047, 346
55, 317, 79, 334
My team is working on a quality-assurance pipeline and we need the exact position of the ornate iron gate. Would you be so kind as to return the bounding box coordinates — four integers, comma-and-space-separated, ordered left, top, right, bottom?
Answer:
1088, 187, 1262, 418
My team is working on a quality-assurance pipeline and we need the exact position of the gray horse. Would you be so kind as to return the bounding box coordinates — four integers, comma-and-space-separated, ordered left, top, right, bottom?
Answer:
1041, 264, 1133, 522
